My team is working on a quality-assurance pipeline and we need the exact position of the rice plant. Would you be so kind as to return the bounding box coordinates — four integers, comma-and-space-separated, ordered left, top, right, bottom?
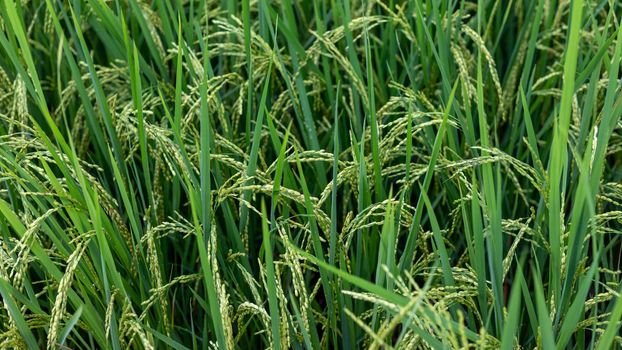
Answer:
0, 0, 621, 348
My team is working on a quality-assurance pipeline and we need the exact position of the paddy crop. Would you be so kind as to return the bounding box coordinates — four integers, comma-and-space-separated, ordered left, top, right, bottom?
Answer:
0, 0, 621, 348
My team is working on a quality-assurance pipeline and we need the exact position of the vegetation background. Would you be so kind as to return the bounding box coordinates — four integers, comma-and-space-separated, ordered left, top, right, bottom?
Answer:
1, 0, 622, 348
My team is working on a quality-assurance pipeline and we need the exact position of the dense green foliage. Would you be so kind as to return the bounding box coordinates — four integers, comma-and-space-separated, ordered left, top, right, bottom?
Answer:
1, 0, 622, 348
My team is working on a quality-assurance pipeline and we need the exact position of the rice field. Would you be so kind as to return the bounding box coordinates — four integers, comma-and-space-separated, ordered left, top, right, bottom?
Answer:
1, 0, 622, 348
